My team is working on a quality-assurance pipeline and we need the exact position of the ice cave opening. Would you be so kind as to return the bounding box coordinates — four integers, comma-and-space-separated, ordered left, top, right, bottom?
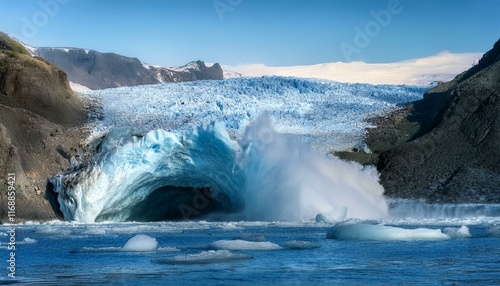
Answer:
95, 186, 230, 222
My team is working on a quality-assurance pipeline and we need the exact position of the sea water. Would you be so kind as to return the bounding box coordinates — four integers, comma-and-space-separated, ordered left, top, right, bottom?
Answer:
1, 210, 500, 285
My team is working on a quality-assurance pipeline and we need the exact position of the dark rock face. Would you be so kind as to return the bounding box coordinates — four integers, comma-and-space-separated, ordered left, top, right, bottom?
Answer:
0, 34, 86, 222
35, 48, 224, 90
369, 39, 500, 203
0, 52, 82, 125
156, 61, 223, 83
35, 48, 158, 90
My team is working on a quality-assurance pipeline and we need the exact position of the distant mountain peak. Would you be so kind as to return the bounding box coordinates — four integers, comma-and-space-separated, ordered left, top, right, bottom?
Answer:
33, 47, 225, 90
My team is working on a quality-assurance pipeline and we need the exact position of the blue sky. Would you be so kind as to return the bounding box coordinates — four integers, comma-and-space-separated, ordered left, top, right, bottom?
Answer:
0, 0, 499, 66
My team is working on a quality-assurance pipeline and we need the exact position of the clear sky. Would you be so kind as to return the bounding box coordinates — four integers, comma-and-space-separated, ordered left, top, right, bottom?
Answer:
0, 0, 499, 66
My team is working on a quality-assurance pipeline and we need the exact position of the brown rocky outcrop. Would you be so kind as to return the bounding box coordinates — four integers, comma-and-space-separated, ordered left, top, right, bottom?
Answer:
0, 33, 86, 222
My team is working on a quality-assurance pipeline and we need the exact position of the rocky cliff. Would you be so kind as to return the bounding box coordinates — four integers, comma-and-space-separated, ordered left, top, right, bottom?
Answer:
0, 33, 86, 222
366, 38, 500, 203
35, 47, 224, 90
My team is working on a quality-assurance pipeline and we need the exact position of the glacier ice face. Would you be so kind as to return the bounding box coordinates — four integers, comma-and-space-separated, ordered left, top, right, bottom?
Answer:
51, 123, 245, 223
51, 76, 429, 223
51, 117, 388, 223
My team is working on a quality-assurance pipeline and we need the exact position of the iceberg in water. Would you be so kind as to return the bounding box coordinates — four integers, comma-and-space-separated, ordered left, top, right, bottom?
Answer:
71, 234, 159, 253
211, 239, 283, 250
50, 118, 388, 223
327, 223, 451, 241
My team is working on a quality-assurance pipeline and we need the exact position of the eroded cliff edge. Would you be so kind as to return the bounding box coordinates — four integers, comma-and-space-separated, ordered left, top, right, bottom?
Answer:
0, 33, 86, 222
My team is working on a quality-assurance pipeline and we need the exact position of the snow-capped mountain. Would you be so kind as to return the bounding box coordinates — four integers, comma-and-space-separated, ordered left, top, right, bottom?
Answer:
32, 46, 224, 90
19, 39, 478, 89
224, 52, 483, 86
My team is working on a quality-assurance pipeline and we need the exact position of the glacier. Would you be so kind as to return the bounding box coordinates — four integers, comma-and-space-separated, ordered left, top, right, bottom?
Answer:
85, 76, 429, 152
52, 76, 429, 223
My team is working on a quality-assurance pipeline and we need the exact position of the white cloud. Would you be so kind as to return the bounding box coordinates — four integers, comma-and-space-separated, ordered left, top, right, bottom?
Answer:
223, 52, 483, 86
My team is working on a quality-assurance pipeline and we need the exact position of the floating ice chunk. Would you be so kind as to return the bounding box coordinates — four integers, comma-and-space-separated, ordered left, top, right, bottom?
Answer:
234, 234, 267, 242
155, 250, 253, 264
23, 238, 37, 244
315, 207, 348, 223
157, 247, 181, 252
283, 240, 321, 249
219, 223, 245, 230
82, 228, 107, 235
122, 235, 158, 252
327, 223, 450, 241
71, 247, 122, 253
4, 237, 39, 245
36, 228, 72, 236
488, 224, 500, 237
443, 226, 471, 238
71, 235, 159, 253
211, 239, 283, 250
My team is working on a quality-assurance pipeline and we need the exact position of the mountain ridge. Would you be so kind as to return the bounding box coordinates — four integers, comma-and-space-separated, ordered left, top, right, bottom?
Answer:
31, 46, 225, 90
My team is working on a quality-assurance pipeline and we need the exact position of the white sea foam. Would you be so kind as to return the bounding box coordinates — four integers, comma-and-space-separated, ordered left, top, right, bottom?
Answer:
388, 200, 500, 219
315, 207, 348, 223
443, 226, 471, 238
487, 224, 500, 237
240, 116, 388, 221
36, 228, 72, 236
218, 222, 245, 230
